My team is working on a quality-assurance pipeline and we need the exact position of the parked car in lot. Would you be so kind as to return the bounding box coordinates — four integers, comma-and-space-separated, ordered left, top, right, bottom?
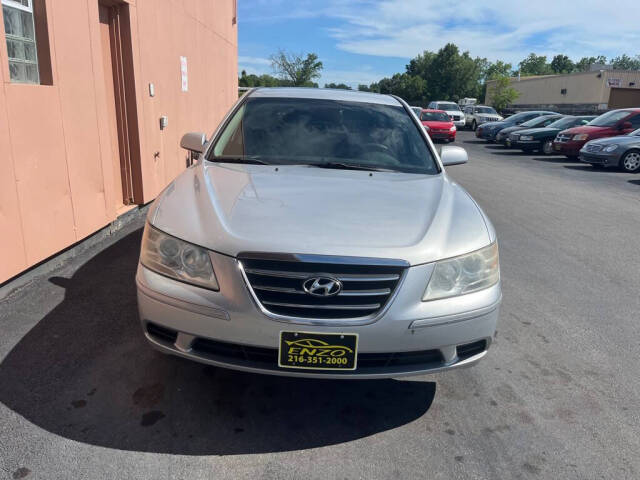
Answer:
498, 114, 563, 146
476, 111, 558, 142
427, 101, 466, 128
552, 108, 640, 158
464, 105, 503, 131
137, 87, 501, 379
410, 106, 423, 117
420, 109, 456, 142
579, 128, 640, 172
509, 116, 596, 154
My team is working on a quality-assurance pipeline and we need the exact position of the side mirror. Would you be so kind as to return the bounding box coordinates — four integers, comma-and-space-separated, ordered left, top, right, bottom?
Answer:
440, 145, 468, 166
619, 121, 632, 130
180, 132, 207, 154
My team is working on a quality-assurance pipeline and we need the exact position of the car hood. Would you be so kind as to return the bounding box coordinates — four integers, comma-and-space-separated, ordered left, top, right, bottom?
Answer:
586, 134, 640, 145
149, 163, 493, 266
422, 121, 453, 129
481, 121, 510, 129
517, 127, 561, 137
560, 125, 608, 135
442, 110, 463, 116
499, 126, 524, 135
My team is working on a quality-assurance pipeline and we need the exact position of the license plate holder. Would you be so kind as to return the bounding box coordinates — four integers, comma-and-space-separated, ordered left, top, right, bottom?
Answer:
278, 331, 358, 371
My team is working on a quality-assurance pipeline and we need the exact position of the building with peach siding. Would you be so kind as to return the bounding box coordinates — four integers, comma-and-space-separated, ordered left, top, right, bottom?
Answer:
0, 0, 238, 283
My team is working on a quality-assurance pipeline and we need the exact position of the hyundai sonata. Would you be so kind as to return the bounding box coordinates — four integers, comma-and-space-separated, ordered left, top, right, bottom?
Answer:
136, 87, 501, 378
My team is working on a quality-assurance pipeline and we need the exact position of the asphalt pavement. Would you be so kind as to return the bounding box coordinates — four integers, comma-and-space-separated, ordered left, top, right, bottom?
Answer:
1, 130, 639, 479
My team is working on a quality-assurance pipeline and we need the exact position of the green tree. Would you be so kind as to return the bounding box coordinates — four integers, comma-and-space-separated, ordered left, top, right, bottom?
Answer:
519, 53, 552, 76
610, 54, 640, 70
574, 56, 607, 72
270, 50, 323, 86
484, 60, 513, 80
239, 70, 286, 87
357, 84, 371, 92
324, 82, 352, 90
487, 75, 519, 111
374, 73, 427, 104
550, 54, 574, 74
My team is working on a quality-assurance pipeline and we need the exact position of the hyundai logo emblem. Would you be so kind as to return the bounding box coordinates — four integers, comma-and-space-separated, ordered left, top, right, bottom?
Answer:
302, 276, 343, 297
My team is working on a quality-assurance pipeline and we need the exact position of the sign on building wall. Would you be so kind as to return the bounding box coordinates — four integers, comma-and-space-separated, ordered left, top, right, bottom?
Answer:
180, 56, 188, 92
607, 78, 621, 87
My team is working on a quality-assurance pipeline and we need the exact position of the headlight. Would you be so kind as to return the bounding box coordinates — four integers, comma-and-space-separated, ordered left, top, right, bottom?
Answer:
520, 135, 533, 141
603, 144, 619, 152
450, 125, 456, 132
423, 242, 499, 301
573, 134, 588, 141
140, 224, 219, 290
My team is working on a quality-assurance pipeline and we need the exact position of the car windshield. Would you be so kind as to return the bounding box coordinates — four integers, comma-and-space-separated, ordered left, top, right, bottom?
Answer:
438, 103, 460, 111
476, 107, 497, 114
210, 97, 439, 174
421, 111, 450, 122
546, 117, 579, 129
588, 110, 630, 127
520, 115, 558, 128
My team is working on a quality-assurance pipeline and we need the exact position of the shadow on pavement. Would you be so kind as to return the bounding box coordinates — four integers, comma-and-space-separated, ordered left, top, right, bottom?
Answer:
461, 139, 486, 145
0, 229, 436, 455
629, 179, 640, 186
563, 165, 612, 173
530, 156, 572, 163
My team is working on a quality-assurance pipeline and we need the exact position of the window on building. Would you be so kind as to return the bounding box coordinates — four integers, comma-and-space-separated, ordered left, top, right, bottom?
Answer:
2, 0, 41, 83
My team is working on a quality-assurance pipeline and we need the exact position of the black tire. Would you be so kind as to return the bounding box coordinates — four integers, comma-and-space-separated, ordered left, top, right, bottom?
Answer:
542, 139, 554, 155
620, 149, 640, 173
449, 137, 455, 143
472, 120, 477, 131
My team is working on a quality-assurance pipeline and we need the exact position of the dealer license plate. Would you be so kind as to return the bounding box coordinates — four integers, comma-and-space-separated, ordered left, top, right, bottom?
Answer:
278, 331, 358, 370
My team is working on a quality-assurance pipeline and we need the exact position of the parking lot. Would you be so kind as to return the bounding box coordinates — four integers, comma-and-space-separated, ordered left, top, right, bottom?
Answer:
0, 130, 639, 479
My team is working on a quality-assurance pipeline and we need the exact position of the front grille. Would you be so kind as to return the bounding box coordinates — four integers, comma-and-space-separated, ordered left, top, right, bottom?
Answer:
239, 254, 406, 320
509, 133, 519, 140
452, 115, 461, 121
555, 133, 571, 143
585, 143, 603, 153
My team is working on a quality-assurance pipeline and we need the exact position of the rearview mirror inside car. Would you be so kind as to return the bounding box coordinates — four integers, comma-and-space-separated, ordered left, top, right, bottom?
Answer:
440, 145, 468, 166
180, 132, 207, 154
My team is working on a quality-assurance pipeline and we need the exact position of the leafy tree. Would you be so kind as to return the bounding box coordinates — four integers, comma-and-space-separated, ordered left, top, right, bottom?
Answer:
487, 75, 519, 111
357, 84, 372, 92
324, 83, 352, 90
239, 70, 286, 87
270, 50, 323, 86
574, 56, 607, 72
610, 54, 640, 70
519, 53, 552, 76
550, 54, 574, 74
484, 61, 513, 80
374, 73, 427, 104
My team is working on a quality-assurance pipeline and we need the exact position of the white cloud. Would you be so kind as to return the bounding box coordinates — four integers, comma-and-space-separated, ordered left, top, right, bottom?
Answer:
325, 0, 640, 64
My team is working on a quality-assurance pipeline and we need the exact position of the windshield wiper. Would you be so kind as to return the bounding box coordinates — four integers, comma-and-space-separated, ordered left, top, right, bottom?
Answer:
309, 162, 395, 172
210, 155, 269, 165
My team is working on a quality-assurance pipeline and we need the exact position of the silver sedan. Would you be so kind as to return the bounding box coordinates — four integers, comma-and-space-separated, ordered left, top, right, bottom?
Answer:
136, 88, 501, 379
579, 128, 640, 173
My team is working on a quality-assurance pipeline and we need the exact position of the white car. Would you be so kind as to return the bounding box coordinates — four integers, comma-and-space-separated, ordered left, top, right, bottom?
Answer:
463, 105, 503, 131
428, 101, 465, 128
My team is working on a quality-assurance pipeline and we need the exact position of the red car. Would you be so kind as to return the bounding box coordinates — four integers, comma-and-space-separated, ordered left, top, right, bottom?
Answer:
552, 108, 640, 158
420, 109, 456, 142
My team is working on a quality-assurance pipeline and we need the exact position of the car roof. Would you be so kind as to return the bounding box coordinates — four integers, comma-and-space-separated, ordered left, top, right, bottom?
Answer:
249, 87, 402, 106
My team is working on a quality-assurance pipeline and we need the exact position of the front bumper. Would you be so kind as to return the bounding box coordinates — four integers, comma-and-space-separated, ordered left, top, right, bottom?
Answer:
136, 255, 501, 379
512, 139, 542, 150
452, 119, 465, 128
476, 127, 498, 140
579, 151, 621, 167
552, 140, 585, 156
429, 131, 456, 141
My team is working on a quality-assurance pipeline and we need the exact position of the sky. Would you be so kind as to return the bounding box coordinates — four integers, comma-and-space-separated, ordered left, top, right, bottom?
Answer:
238, 0, 640, 88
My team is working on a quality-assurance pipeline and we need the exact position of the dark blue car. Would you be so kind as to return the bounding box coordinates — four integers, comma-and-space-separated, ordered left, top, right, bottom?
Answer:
476, 111, 558, 141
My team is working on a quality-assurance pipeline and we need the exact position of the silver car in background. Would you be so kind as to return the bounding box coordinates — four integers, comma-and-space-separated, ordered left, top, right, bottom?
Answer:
579, 128, 640, 173
137, 88, 501, 379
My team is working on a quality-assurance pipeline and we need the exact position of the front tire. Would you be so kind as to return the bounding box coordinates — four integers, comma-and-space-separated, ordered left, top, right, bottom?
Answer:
472, 120, 477, 131
542, 140, 554, 155
620, 150, 640, 173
